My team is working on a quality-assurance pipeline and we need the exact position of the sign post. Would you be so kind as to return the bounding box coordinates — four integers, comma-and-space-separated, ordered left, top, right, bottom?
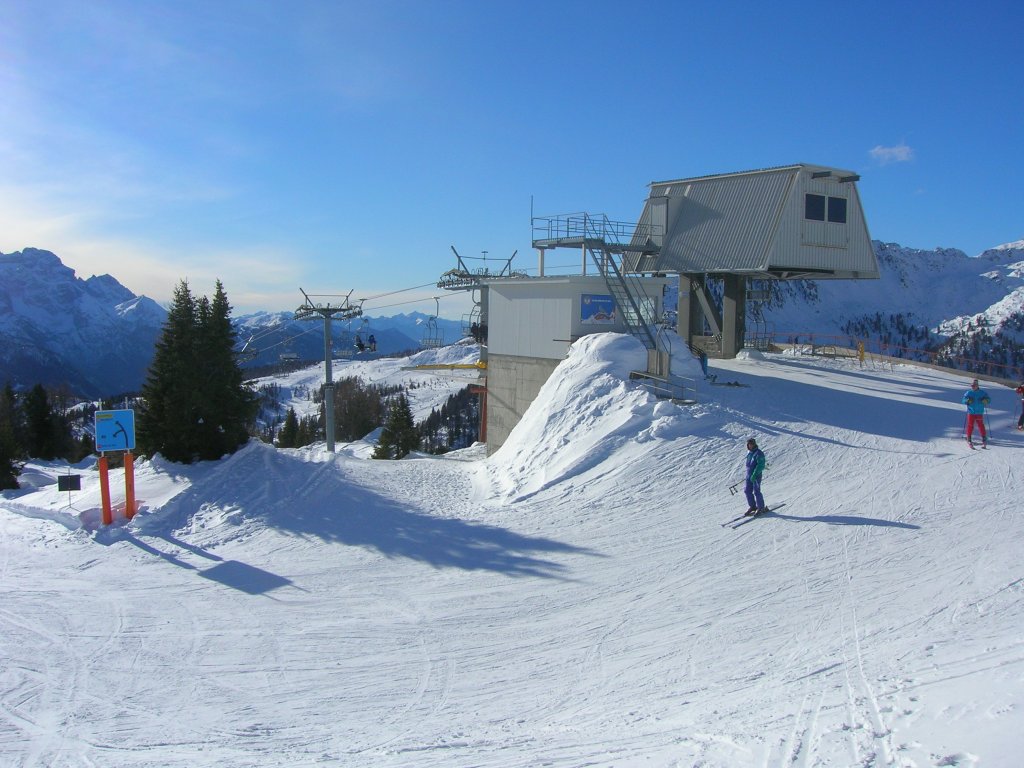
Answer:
123, 452, 136, 519
94, 409, 137, 525
58, 472, 81, 512
98, 455, 113, 525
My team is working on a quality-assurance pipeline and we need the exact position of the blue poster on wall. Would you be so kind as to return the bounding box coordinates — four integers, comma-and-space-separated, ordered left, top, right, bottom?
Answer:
581, 294, 616, 325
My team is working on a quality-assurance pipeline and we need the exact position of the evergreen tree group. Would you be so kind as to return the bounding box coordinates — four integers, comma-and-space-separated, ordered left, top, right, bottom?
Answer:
137, 280, 256, 463
275, 407, 320, 448
0, 381, 87, 490
418, 387, 480, 453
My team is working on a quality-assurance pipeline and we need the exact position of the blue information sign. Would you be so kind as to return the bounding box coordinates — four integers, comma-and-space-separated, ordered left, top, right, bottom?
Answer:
95, 409, 136, 452
581, 294, 616, 325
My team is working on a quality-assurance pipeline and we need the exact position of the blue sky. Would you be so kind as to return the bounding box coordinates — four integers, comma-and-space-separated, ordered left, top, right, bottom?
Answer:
2, 0, 1022, 317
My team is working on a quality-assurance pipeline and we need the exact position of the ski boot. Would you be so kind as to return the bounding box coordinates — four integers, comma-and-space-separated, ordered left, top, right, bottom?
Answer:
744, 506, 757, 516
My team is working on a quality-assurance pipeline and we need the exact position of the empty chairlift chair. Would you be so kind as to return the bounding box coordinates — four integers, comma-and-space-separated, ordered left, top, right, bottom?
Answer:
421, 298, 444, 349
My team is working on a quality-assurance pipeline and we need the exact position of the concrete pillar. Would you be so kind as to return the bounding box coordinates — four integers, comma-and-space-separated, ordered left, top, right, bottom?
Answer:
721, 274, 747, 358
677, 273, 704, 348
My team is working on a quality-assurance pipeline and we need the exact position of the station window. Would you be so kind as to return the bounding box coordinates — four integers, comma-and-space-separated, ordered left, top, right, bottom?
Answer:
805, 193, 826, 221
827, 196, 847, 223
805, 193, 847, 224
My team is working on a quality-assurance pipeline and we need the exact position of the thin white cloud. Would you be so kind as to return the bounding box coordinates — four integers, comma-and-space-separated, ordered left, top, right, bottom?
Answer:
869, 143, 915, 165
0, 183, 310, 313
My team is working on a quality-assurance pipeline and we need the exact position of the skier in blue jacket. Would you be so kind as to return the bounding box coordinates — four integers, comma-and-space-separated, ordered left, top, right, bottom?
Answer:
744, 438, 767, 515
962, 379, 990, 447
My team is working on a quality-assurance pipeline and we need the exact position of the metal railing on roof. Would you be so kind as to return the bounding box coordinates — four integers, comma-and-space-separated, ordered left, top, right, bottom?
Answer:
532, 212, 662, 251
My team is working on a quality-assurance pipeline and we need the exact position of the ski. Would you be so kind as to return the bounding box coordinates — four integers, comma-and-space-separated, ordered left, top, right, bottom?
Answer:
720, 513, 750, 527
725, 503, 786, 528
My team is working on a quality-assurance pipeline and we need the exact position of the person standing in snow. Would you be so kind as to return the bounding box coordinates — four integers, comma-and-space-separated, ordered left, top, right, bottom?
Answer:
1015, 382, 1024, 430
743, 438, 767, 515
962, 379, 990, 447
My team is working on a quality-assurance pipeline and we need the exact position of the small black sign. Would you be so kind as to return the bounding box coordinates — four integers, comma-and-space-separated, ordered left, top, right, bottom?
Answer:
58, 474, 82, 492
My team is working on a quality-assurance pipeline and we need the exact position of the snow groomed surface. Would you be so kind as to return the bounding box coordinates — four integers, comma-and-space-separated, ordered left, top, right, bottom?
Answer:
2, 335, 1021, 767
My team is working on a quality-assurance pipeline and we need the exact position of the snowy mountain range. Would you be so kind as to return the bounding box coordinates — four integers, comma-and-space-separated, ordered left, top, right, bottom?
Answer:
0, 248, 166, 398
760, 240, 1024, 339
0, 248, 464, 397
2, 239, 1023, 398
233, 310, 465, 369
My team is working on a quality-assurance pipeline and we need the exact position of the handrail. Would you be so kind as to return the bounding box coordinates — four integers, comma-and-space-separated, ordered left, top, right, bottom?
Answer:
532, 211, 662, 245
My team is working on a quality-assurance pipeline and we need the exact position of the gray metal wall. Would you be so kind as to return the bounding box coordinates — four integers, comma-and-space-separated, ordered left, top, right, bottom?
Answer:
488, 280, 575, 360
487, 275, 668, 361
770, 173, 875, 276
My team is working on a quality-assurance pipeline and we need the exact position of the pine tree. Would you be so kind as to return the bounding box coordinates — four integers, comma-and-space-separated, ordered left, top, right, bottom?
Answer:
0, 383, 19, 490
373, 394, 418, 459
296, 415, 319, 447
277, 407, 299, 448
22, 384, 72, 459
194, 281, 256, 460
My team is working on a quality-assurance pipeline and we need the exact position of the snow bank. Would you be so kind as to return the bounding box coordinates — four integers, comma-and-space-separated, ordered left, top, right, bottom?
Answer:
485, 333, 697, 501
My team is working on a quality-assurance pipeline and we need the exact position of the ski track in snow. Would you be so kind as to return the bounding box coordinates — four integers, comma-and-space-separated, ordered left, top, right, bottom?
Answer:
2, 343, 1023, 766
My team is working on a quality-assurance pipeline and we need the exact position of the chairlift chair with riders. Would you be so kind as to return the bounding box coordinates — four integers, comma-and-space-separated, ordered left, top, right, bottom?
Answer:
353, 316, 376, 354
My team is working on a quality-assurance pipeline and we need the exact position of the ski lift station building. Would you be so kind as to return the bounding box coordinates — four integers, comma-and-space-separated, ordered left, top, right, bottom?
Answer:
475, 163, 877, 453
629, 163, 878, 356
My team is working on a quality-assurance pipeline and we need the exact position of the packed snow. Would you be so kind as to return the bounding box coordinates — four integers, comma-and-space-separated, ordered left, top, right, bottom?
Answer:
2, 334, 1022, 767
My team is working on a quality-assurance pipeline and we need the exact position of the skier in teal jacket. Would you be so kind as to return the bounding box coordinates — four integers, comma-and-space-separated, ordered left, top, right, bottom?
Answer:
962, 379, 990, 447
744, 438, 767, 515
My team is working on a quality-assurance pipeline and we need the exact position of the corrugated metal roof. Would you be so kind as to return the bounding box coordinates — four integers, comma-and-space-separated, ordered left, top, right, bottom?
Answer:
649, 163, 854, 188
636, 164, 877, 279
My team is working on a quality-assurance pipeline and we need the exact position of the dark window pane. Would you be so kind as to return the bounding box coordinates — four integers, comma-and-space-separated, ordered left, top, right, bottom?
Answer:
828, 196, 848, 223
805, 193, 825, 221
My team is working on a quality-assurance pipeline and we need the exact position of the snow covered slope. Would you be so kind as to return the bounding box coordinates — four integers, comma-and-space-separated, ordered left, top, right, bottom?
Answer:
1, 335, 1022, 767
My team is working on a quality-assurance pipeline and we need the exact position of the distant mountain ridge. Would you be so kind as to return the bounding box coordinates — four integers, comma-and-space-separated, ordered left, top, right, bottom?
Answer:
0, 248, 466, 397
2, 240, 1022, 398
755, 240, 1024, 377
234, 310, 465, 367
0, 248, 166, 398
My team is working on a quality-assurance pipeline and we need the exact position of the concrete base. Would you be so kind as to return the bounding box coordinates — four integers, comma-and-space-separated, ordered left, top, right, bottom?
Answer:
485, 353, 562, 455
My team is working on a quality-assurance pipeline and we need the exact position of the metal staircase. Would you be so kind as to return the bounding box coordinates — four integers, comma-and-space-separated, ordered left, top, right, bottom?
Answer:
532, 212, 664, 353
532, 212, 694, 398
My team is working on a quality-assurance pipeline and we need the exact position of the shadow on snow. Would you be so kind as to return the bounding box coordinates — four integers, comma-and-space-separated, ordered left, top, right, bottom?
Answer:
131, 443, 601, 581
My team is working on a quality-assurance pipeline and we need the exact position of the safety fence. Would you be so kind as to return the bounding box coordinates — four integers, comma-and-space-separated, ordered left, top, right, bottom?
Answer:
765, 332, 1023, 385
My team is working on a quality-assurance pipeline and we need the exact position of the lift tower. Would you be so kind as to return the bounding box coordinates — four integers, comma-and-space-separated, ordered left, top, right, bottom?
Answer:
294, 288, 362, 453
